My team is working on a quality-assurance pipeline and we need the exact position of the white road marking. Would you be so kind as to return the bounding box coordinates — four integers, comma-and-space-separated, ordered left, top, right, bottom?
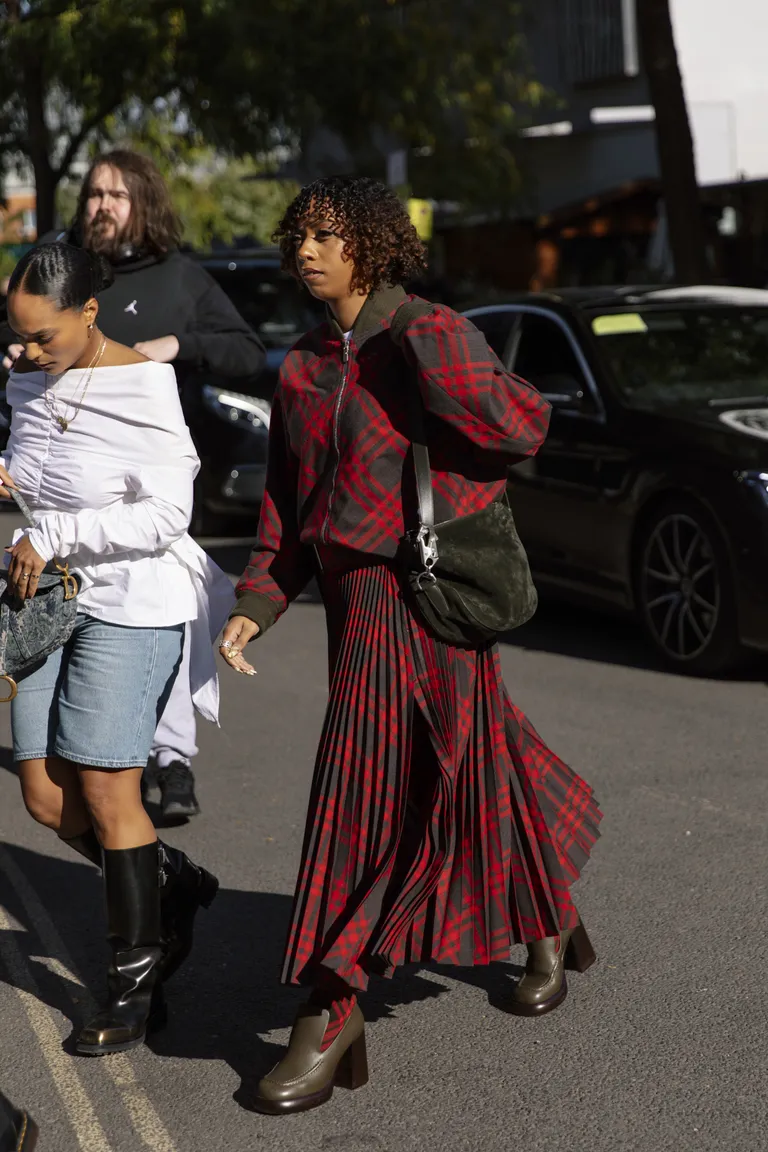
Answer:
0, 900, 113, 1152
0, 845, 179, 1152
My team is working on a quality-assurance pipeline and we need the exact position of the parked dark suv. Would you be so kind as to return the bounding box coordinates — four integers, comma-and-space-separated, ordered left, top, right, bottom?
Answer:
185, 248, 322, 532
465, 286, 768, 674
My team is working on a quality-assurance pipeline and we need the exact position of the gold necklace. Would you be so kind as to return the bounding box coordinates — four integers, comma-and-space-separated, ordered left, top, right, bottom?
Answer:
44, 336, 107, 433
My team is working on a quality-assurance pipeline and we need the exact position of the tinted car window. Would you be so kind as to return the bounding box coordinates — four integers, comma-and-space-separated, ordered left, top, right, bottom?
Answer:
203, 264, 323, 348
513, 314, 586, 395
467, 311, 515, 360
591, 307, 768, 408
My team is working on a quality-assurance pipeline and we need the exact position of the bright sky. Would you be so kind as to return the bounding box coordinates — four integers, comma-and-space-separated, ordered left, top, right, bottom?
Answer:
671, 0, 768, 181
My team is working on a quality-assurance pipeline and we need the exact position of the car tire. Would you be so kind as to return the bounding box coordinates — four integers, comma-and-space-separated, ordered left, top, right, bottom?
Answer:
635, 497, 742, 676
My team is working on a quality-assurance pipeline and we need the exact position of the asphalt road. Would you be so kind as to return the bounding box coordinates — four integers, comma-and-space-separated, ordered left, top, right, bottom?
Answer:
0, 514, 766, 1152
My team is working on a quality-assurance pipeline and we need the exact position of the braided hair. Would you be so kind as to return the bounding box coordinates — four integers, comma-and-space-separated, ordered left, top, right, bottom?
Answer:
8, 242, 114, 310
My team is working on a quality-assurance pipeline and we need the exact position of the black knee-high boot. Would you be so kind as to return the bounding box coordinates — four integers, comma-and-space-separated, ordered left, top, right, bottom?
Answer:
62, 830, 218, 983
76, 842, 166, 1056
0, 1090, 37, 1151
155, 841, 218, 982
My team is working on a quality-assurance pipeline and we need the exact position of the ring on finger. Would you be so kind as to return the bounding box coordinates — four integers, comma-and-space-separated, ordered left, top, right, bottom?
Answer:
220, 639, 233, 650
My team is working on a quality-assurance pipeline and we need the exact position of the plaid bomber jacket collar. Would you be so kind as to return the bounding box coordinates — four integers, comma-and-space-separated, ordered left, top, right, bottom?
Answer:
234, 285, 552, 635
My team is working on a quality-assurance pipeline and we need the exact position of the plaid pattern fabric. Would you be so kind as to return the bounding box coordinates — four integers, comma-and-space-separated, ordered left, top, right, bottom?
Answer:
234, 287, 552, 633
281, 560, 602, 992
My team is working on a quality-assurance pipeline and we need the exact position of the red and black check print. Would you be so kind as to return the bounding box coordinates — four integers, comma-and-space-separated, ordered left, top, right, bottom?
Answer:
231, 286, 600, 990
234, 286, 552, 633
281, 560, 602, 992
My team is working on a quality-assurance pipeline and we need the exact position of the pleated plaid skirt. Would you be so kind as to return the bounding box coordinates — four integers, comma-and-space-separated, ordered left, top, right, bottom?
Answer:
282, 552, 602, 991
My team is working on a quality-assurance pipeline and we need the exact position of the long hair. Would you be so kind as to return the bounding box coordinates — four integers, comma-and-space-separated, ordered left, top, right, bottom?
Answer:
76, 150, 182, 258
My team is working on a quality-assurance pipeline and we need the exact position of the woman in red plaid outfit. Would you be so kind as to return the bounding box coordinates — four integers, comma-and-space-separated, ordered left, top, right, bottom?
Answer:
222, 177, 602, 1115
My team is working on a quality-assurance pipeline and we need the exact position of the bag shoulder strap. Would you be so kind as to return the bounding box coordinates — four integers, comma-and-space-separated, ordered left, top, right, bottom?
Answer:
404, 382, 434, 530
394, 296, 436, 531
9, 489, 36, 527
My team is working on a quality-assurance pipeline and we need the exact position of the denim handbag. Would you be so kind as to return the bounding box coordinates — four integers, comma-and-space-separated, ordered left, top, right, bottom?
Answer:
0, 490, 79, 702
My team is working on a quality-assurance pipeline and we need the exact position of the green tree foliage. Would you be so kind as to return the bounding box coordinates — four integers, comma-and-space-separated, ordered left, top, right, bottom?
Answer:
0, 0, 191, 232
168, 161, 298, 250
57, 110, 299, 248
186, 0, 544, 207
1, 0, 542, 233
111, 112, 299, 247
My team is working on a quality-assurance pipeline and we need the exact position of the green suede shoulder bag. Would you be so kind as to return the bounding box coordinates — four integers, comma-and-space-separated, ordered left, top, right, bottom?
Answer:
399, 365, 538, 649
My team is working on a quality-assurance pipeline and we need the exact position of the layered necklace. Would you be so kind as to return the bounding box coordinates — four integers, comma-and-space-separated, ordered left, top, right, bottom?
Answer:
44, 336, 107, 433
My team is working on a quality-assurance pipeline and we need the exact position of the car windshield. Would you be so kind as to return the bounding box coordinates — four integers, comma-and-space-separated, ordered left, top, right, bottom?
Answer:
590, 306, 768, 408
204, 263, 323, 349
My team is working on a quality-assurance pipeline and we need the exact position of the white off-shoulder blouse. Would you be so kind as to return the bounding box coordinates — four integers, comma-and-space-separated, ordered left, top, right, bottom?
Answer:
4, 360, 234, 721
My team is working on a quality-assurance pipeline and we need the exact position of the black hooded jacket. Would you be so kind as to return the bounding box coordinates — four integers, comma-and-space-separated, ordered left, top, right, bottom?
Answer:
1, 228, 265, 382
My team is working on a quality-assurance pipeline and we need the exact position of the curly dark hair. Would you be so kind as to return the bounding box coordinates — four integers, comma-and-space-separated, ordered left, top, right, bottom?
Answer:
274, 176, 427, 293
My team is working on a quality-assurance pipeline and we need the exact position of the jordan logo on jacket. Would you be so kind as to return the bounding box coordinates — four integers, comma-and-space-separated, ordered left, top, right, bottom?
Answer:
124, 300, 138, 315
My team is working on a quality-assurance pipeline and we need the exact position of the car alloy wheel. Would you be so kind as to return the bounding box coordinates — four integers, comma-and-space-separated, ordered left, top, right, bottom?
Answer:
640, 512, 721, 664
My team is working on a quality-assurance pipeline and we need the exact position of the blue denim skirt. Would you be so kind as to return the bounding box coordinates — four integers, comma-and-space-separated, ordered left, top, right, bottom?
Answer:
11, 613, 184, 769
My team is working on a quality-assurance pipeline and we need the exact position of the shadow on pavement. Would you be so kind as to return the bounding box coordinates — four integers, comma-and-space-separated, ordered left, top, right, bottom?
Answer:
499, 600, 657, 671
0, 843, 520, 1109
500, 599, 768, 682
202, 535, 767, 681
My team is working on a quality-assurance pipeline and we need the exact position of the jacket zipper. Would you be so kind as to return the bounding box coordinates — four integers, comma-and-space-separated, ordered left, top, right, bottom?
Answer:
321, 337, 350, 543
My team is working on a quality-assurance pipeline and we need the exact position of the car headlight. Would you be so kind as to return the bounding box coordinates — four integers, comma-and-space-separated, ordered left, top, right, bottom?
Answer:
202, 385, 271, 433
737, 470, 768, 508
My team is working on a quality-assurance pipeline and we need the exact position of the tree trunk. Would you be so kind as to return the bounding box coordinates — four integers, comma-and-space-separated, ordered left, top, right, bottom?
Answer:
5, 0, 58, 237
29, 155, 57, 237
23, 56, 57, 236
636, 0, 708, 283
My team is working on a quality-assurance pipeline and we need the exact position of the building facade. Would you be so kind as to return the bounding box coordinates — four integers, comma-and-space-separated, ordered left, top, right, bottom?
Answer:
520, 0, 768, 213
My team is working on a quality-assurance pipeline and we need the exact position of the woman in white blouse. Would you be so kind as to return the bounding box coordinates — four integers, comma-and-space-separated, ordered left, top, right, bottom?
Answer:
2, 242, 233, 1057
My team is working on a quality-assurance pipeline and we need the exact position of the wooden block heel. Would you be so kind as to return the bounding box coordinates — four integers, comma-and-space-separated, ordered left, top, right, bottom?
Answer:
564, 921, 596, 973
335, 1032, 369, 1091
253, 1003, 369, 1114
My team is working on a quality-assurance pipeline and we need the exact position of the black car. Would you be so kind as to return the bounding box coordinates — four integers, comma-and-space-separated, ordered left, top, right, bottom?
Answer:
464, 286, 768, 674
185, 249, 322, 532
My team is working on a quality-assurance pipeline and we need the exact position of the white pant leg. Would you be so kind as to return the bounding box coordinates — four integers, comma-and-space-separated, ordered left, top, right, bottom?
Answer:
151, 622, 199, 768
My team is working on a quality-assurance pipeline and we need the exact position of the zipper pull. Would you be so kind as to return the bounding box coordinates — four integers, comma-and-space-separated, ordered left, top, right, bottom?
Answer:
342, 338, 349, 364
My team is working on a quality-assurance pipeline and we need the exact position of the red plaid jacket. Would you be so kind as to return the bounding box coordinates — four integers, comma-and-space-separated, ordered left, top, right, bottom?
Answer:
234, 286, 551, 633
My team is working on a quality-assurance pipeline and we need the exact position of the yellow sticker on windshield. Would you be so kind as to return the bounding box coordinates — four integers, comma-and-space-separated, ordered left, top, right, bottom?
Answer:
592, 313, 648, 335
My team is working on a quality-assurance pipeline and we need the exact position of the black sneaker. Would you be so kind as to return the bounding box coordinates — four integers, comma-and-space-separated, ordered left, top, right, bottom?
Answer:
141, 755, 160, 802
158, 760, 201, 821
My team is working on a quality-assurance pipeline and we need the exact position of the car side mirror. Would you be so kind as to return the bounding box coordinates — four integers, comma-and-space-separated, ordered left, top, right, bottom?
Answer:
536, 373, 586, 410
